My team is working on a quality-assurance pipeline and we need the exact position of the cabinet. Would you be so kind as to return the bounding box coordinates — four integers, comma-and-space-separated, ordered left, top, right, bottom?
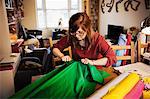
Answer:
0, 53, 21, 98
5, 0, 24, 53
5, 0, 24, 34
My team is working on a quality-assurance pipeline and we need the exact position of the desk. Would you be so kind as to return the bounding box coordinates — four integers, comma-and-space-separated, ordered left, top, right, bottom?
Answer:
114, 62, 150, 78
0, 53, 20, 98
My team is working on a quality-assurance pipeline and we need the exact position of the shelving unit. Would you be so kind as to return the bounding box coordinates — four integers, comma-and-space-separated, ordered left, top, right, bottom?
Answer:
89, 0, 99, 32
5, 0, 24, 34
8, 21, 16, 25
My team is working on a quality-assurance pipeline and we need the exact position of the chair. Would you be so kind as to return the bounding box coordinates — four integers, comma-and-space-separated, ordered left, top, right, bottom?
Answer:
49, 37, 72, 67
19, 47, 53, 75
111, 41, 135, 65
15, 47, 52, 92
137, 39, 150, 62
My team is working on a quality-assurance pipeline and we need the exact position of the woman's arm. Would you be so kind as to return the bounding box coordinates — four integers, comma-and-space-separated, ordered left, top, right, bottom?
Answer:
81, 58, 108, 66
53, 48, 64, 59
98, 36, 117, 66
81, 35, 116, 66
53, 48, 72, 62
52, 36, 72, 62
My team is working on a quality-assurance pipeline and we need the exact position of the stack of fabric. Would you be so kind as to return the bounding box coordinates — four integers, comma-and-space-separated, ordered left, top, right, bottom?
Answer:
143, 77, 150, 99
89, 73, 145, 99
102, 73, 144, 99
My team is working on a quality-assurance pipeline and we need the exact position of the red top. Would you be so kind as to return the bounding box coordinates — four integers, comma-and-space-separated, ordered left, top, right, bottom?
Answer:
53, 32, 117, 68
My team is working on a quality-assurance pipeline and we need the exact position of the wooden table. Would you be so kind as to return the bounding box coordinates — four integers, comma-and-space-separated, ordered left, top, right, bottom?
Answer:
114, 62, 150, 78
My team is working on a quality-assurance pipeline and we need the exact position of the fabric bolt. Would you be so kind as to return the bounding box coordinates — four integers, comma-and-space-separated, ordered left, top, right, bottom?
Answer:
124, 80, 144, 99
10, 61, 110, 99
143, 77, 150, 90
143, 77, 150, 99
102, 73, 140, 99
88, 72, 129, 99
122, 33, 132, 65
114, 34, 127, 66
143, 77, 150, 84
143, 90, 150, 99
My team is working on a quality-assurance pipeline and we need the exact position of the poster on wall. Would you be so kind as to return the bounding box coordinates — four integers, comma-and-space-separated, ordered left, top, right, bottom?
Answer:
101, 0, 141, 13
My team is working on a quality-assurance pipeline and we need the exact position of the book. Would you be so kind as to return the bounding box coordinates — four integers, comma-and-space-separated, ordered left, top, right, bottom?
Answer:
0, 63, 13, 71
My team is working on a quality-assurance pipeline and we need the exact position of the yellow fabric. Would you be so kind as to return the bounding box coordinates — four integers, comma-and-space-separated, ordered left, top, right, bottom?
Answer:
143, 90, 150, 99
143, 77, 150, 83
143, 77, 150, 99
102, 73, 140, 99
108, 86, 116, 92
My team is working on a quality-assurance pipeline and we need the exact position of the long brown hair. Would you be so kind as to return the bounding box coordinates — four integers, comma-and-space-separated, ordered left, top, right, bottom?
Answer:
69, 12, 92, 49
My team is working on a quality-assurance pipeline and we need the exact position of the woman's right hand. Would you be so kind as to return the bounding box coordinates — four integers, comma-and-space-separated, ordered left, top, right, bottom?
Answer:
61, 55, 72, 62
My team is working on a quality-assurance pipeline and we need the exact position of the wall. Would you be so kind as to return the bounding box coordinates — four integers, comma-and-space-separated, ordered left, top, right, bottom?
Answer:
0, 0, 11, 57
22, 0, 37, 29
99, 0, 150, 36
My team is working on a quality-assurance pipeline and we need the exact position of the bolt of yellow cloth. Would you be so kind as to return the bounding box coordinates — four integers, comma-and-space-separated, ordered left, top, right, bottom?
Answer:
102, 73, 140, 99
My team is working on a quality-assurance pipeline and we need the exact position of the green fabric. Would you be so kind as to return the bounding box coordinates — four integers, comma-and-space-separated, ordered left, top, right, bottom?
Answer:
10, 61, 110, 99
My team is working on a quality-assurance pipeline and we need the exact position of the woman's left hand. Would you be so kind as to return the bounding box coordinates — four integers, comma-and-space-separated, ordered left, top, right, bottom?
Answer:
81, 58, 93, 65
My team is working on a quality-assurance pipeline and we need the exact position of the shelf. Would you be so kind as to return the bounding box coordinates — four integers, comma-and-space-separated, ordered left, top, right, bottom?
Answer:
8, 21, 16, 25
5, 0, 24, 36
6, 7, 14, 10
21, 17, 24, 20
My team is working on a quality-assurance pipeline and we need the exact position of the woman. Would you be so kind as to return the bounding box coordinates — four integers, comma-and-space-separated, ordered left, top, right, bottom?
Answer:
10, 12, 117, 98
53, 12, 117, 69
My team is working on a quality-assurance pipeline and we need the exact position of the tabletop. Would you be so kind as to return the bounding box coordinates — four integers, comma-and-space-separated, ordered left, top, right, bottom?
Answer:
114, 62, 150, 78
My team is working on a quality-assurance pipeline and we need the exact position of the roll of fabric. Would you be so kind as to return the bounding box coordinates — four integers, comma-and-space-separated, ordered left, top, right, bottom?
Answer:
143, 90, 150, 99
88, 72, 129, 99
143, 77, 150, 84
143, 77, 150, 90
143, 77, 150, 99
124, 80, 144, 99
102, 73, 140, 99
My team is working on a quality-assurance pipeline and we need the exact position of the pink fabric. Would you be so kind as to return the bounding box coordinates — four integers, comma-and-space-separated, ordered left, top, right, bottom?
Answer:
122, 33, 132, 65
124, 80, 144, 99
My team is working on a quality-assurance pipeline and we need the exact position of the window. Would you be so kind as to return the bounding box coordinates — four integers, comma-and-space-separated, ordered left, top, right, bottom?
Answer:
36, 0, 82, 29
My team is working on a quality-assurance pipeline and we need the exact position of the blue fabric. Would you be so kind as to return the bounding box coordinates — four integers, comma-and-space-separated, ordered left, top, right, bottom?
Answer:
114, 34, 127, 66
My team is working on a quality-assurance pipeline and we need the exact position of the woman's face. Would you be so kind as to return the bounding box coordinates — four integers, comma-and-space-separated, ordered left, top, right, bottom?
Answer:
70, 27, 87, 41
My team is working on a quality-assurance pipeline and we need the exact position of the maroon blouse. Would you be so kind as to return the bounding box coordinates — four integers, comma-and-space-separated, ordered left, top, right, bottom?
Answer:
53, 32, 117, 68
